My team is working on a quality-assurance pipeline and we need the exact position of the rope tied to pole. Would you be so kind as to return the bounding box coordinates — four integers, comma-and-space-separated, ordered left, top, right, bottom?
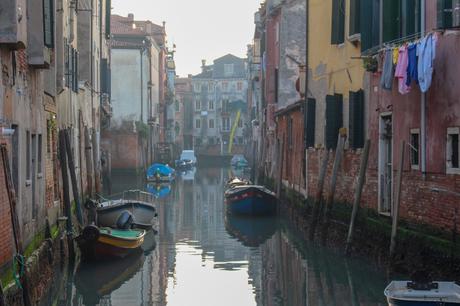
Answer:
12, 254, 26, 289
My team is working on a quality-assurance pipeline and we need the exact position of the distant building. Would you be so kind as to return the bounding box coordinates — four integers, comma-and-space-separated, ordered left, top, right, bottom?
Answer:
192, 54, 248, 160
175, 76, 194, 150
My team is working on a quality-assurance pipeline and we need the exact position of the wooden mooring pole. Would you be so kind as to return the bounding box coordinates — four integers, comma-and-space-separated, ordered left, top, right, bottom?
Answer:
309, 149, 329, 240
321, 130, 347, 243
64, 129, 83, 226
1, 145, 32, 306
345, 140, 371, 255
84, 127, 94, 197
276, 139, 285, 199
390, 140, 405, 259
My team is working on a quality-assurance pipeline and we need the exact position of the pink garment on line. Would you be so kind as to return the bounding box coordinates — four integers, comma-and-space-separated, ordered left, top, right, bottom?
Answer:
394, 46, 411, 95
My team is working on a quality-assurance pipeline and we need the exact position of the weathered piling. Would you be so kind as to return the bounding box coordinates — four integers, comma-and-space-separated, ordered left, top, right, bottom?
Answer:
309, 149, 329, 240
321, 130, 347, 243
276, 139, 285, 199
345, 140, 371, 255
84, 127, 94, 197
64, 129, 83, 226
390, 140, 405, 259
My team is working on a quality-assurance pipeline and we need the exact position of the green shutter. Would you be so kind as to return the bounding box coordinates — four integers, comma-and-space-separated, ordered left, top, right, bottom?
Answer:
306, 98, 316, 148
43, 0, 54, 48
331, 0, 345, 44
326, 94, 343, 149
349, 0, 361, 36
437, 0, 453, 28
349, 90, 365, 149
105, 0, 111, 39
383, 0, 400, 43
361, 0, 380, 52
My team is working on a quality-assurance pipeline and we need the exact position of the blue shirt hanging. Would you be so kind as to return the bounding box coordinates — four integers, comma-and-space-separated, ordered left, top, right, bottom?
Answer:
406, 44, 418, 86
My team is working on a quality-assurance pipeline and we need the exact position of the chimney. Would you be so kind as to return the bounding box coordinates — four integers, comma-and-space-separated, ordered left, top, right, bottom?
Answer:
128, 13, 134, 21
201, 59, 206, 72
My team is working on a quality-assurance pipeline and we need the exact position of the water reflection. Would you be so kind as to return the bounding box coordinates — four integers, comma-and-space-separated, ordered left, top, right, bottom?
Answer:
61, 167, 388, 306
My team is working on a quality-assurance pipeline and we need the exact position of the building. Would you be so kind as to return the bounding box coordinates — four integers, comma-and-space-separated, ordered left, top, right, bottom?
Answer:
175, 75, 194, 150
192, 55, 248, 162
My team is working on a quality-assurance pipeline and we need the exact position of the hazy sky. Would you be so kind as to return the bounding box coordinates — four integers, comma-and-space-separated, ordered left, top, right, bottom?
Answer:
112, 0, 261, 77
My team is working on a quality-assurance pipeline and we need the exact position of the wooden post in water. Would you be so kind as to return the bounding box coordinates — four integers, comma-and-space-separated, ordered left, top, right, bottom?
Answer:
84, 127, 93, 197
1, 145, 32, 306
59, 131, 75, 260
64, 129, 83, 225
309, 149, 329, 240
321, 130, 347, 242
345, 140, 371, 255
92, 128, 101, 194
276, 138, 285, 199
390, 140, 405, 259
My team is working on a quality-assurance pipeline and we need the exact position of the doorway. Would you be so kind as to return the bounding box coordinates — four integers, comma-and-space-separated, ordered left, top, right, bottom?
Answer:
378, 114, 393, 214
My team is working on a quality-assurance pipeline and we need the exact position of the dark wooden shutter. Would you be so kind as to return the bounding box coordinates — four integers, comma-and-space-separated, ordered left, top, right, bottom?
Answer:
361, 0, 380, 52
326, 94, 343, 149
349, 90, 365, 149
43, 0, 54, 48
331, 0, 345, 44
383, 0, 400, 43
105, 0, 111, 39
305, 98, 316, 148
349, 0, 361, 36
101, 58, 108, 94
72, 48, 78, 92
402, 0, 421, 37
66, 43, 72, 89
437, 0, 453, 28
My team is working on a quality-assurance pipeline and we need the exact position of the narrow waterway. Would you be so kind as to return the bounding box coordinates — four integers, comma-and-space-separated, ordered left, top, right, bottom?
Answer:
58, 167, 389, 306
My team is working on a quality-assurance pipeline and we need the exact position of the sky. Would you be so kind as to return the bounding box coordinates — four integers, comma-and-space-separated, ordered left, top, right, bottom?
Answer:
111, 0, 261, 77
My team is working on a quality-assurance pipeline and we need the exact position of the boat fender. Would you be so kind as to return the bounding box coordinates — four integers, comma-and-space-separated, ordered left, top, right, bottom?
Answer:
82, 225, 100, 242
116, 211, 134, 229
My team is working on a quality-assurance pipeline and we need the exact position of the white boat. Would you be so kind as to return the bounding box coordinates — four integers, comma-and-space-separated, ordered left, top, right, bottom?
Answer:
384, 281, 460, 305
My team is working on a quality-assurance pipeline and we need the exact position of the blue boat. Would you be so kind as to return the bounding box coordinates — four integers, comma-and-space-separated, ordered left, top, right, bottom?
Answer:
384, 281, 460, 305
225, 184, 277, 216
146, 163, 175, 182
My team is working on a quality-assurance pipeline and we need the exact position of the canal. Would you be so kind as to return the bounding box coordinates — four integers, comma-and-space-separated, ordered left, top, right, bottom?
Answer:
57, 167, 389, 306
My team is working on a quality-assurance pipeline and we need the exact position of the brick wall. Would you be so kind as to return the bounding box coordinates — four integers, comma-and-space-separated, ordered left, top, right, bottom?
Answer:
0, 144, 14, 269
306, 148, 460, 232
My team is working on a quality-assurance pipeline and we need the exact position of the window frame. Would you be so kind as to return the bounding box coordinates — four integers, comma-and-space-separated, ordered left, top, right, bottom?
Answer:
195, 99, 201, 111
209, 119, 215, 129
195, 119, 201, 129
447, 127, 460, 174
410, 128, 420, 170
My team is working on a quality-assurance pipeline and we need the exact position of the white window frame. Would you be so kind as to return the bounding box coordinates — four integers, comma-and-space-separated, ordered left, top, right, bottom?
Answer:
410, 128, 420, 170
209, 100, 214, 110
195, 119, 201, 129
209, 119, 215, 129
195, 99, 201, 111
447, 127, 460, 174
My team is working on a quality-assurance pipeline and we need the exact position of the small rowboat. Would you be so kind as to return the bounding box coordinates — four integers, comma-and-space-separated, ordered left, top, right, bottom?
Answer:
225, 184, 277, 216
97, 199, 157, 229
384, 281, 460, 305
77, 225, 146, 260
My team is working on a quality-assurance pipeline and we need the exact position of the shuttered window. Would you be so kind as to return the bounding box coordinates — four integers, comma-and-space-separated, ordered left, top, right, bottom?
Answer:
437, 0, 453, 28
43, 0, 54, 48
349, 0, 360, 36
349, 90, 365, 149
72, 48, 78, 92
360, 0, 380, 52
325, 94, 343, 149
402, 0, 421, 37
105, 0, 111, 39
101, 58, 109, 94
305, 98, 316, 148
65, 42, 72, 88
331, 0, 345, 44
383, 0, 400, 43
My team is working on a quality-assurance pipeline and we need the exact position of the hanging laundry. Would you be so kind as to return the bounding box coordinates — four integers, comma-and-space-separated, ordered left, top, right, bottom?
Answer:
392, 47, 399, 65
406, 44, 418, 86
380, 49, 394, 90
417, 33, 437, 93
394, 46, 411, 95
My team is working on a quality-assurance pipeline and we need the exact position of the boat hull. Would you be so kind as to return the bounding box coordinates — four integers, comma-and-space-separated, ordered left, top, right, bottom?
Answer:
388, 298, 460, 306
97, 200, 157, 229
225, 187, 277, 216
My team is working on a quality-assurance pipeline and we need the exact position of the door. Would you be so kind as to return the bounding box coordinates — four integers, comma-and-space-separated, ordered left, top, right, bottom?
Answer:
379, 115, 393, 214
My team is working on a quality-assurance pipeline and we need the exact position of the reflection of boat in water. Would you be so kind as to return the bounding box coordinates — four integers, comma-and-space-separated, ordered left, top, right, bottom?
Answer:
141, 229, 157, 254
75, 249, 145, 304
225, 214, 277, 247
147, 183, 171, 199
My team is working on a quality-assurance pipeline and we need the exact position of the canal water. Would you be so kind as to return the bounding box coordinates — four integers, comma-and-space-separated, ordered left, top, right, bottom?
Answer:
58, 167, 389, 306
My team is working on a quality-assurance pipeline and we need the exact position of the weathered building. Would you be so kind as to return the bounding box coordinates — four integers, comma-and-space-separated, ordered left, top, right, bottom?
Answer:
175, 76, 194, 150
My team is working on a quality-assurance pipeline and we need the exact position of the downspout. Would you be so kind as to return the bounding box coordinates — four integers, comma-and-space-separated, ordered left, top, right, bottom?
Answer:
421, 0, 427, 177
140, 48, 144, 123
304, 0, 309, 149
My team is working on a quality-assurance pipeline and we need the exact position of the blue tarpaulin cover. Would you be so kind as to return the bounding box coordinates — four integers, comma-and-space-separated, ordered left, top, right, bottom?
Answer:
147, 163, 174, 178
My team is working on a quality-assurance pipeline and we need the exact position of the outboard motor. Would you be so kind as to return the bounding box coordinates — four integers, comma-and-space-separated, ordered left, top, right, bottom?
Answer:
116, 210, 134, 229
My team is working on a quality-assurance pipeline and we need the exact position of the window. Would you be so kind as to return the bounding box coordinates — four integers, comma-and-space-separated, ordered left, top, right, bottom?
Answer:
438, 0, 460, 28
43, 0, 54, 48
26, 131, 31, 180
306, 98, 316, 148
349, 0, 361, 37
222, 118, 230, 131
194, 83, 201, 92
275, 68, 279, 103
105, 0, 111, 38
325, 94, 343, 149
349, 90, 365, 149
195, 119, 201, 129
72, 48, 78, 92
195, 100, 201, 110
209, 119, 215, 129
175, 100, 180, 112
208, 100, 214, 110
201, 84, 207, 92
222, 82, 228, 91
224, 64, 234, 77
222, 100, 229, 112
238, 118, 243, 128
237, 82, 243, 91
209, 82, 214, 92
331, 0, 345, 44
447, 127, 460, 174
37, 134, 42, 174
410, 129, 420, 169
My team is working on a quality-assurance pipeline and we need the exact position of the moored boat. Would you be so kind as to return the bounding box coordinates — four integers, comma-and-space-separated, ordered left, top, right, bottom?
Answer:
146, 163, 175, 182
96, 199, 157, 229
225, 185, 277, 216
384, 281, 460, 305
76, 225, 146, 260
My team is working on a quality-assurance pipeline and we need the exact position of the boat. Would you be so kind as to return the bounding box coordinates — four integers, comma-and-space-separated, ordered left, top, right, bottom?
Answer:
146, 163, 175, 182
225, 214, 277, 247
76, 225, 146, 260
75, 248, 145, 304
384, 280, 460, 305
225, 184, 277, 216
175, 150, 197, 170
226, 177, 251, 188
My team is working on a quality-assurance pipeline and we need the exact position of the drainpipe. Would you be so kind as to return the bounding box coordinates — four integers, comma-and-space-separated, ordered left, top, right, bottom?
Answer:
140, 48, 144, 123
421, 0, 426, 177
304, 0, 309, 149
